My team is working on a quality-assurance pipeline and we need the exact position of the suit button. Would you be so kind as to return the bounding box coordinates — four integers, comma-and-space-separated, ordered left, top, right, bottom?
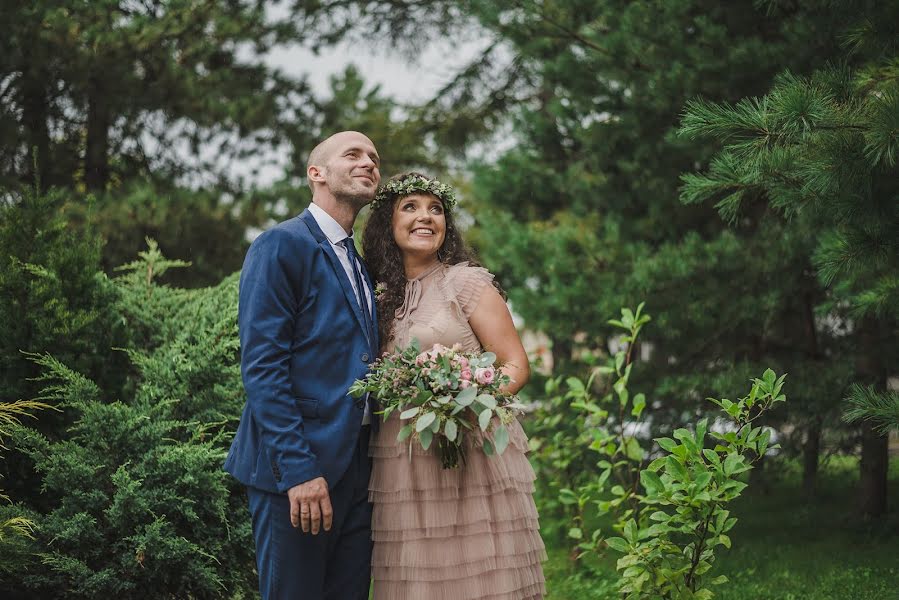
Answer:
361, 353, 370, 362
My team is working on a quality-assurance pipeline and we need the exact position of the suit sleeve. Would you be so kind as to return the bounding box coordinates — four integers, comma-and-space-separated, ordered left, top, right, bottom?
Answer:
238, 229, 322, 491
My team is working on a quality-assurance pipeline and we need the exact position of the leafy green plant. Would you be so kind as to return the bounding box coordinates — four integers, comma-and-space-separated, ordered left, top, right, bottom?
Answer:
609, 369, 786, 598
560, 303, 653, 554
553, 304, 787, 598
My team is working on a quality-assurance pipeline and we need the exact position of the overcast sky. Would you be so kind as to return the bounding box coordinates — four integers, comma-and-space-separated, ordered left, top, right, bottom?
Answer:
266, 37, 488, 102
219, 35, 490, 187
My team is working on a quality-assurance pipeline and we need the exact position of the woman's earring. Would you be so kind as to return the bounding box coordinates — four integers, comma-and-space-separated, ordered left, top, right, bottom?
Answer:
437, 248, 445, 262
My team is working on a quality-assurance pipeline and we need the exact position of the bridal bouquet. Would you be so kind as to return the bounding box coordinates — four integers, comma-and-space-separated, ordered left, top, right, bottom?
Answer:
349, 341, 524, 468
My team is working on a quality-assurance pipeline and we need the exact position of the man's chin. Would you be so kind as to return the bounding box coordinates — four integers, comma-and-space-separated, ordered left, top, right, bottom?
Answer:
336, 189, 376, 208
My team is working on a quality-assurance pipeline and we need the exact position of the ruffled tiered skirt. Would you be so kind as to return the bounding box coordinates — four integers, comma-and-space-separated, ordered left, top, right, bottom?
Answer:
369, 414, 546, 599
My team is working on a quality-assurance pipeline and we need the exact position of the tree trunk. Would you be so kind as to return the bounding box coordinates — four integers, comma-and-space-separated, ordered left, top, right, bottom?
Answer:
856, 319, 888, 518
800, 290, 822, 499
859, 422, 889, 517
84, 74, 110, 191
802, 418, 821, 499
21, 72, 51, 187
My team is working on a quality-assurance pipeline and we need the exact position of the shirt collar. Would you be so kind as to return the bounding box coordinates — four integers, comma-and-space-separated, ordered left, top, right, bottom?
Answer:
307, 202, 351, 245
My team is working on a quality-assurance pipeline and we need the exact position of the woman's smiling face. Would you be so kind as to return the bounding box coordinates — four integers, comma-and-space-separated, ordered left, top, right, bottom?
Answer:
391, 193, 447, 261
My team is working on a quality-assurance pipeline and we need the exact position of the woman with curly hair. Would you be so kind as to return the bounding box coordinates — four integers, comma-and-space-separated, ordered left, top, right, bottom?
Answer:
362, 172, 546, 600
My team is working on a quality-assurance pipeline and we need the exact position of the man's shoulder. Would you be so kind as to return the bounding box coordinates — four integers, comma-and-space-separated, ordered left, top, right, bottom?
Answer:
251, 215, 317, 251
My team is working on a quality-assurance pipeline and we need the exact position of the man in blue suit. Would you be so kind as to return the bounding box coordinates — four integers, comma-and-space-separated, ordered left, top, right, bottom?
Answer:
225, 131, 381, 599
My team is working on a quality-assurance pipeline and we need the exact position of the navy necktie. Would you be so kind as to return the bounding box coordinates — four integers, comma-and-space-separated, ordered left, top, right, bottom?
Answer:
340, 238, 374, 343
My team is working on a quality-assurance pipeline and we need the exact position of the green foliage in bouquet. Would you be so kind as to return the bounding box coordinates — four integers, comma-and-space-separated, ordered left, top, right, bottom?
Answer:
350, 340, 525, 468
2, 241, 255, 598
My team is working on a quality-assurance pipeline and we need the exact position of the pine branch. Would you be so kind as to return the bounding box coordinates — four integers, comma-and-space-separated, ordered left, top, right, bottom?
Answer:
843, 384, 899, 433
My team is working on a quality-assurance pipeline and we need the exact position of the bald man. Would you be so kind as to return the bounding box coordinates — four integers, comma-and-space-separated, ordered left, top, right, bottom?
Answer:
225, 131, 381, 599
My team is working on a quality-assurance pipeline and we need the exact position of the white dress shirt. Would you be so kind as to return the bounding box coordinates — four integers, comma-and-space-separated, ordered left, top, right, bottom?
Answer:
307, 202, 373, 425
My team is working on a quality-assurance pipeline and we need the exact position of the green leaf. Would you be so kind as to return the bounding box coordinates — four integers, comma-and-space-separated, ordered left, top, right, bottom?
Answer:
478, 409, 492, 431
559, 488, 577, 505
476, 394, 497, 409
623, 519, 638, 543
631, 393, 646, 417
710, 575, 729, 585
696, 418, 708, 445
482, 438, 495, 456
694, 472, 713, 489
400, 407, 420, 420
396, 424, 413, 442
455, 386, 477, 407
723, 453, 743, 476
493, 425, 510, 454
656, 437, 678, 453
566, 377, 586, 393
479, 351, 497, 366
625, 437, 644, 461
419, 428, 433, 450
647, 457, 667, 472
702, 449, 721, 465
568, 527, 583, 540
444, 419, 458, 442
605, 537, 629, 553
665, 456, 689, 481
416, 411, 436, 432
640, 470, 664, 494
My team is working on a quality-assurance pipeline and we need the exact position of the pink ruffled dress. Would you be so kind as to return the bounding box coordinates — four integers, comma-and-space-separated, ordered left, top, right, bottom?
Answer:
369, 262, 546, 600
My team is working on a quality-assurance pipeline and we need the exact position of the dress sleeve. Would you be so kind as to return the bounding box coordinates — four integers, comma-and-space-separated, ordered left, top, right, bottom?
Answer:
444, 263, 496, 319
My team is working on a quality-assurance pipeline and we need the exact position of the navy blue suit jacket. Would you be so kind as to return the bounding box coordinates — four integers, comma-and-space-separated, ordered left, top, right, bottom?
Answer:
225, 209, 378, 494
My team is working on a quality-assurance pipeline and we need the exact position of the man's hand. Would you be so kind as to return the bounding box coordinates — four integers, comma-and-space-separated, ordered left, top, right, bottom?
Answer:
288, 477, 333, 534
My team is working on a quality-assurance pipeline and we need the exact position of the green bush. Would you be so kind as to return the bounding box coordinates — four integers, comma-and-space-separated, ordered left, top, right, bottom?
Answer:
2, 243, 255, 598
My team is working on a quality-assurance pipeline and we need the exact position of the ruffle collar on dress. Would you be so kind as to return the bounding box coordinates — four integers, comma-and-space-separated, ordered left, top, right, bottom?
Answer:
395, 261, 445, 320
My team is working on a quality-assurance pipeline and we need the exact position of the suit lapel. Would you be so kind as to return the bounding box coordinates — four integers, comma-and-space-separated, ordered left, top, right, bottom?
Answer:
299, 210, 374, 349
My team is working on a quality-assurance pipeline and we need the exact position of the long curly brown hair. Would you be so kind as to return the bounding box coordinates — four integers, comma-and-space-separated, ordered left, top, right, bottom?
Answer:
362, 172, 503, 349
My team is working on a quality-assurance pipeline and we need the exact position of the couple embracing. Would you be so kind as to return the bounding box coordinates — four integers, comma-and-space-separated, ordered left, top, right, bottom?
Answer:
225, 131, 546, 599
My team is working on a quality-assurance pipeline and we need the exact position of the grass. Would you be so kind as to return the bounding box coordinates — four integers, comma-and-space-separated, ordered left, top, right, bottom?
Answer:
541, 456, 899, 599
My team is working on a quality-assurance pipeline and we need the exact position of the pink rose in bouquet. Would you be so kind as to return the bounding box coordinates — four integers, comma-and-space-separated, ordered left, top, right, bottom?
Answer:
474, 366, 495, 385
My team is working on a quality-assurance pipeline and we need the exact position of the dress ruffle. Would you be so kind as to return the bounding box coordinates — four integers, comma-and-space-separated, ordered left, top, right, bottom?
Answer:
371, 413, 546, 599
371, 262, 545, 600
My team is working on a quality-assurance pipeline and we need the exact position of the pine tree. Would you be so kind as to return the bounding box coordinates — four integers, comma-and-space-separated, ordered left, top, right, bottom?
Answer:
679, 3, 899, 515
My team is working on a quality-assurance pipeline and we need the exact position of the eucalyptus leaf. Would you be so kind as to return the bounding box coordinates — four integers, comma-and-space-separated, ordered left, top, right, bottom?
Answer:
444, 419, 458, 442
476, 394, 497, 409
396, 424, 413, 442
416, 411, 436, 432
400, 406, 420, 420
419, 428, 433, 450
455, 386, 477, 407
493, 425, 510, 454
478, 409, 492, 431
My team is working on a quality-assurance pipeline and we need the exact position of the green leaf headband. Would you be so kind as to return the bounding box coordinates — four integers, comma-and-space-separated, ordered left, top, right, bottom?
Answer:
372, 175, 457, 210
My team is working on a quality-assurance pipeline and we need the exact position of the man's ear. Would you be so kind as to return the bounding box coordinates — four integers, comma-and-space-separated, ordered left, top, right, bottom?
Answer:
307, 165, 326, 186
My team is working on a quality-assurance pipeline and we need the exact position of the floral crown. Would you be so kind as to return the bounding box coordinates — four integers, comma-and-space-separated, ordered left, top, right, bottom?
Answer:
371, 174, 457, 210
